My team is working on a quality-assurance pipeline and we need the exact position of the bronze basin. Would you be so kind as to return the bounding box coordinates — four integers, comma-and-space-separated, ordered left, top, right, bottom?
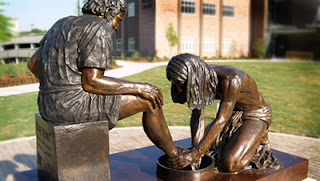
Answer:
156, 155, 215, 181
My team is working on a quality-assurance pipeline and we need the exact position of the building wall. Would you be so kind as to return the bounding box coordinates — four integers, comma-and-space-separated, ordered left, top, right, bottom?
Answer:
125, 0, 140, 56
291, 0, 320, 27
156, 0, 251, 58
139, 0, 156, 57
202, 0, 221, 58
116, 0, 253, 59
179, 0, 201, 55
267, 0, 320, 60
221, 0, 250, 57
250, 0, 268, 57
155, 0, 179, 58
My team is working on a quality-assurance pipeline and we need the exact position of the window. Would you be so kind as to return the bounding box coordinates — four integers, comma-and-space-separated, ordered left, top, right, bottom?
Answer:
223, 5, 234, 17
203, 3, 216, 16
223, 38, 233, 52
128, 37, 135, 52
34, 43, 40, 48
128, 2, 135, 17
116, 39, 122, 52
181, 0, 195, 14
181, 37, 195, 52
203, 38, 216, 52
18, 44, 31, 49
3, 44, 14, 50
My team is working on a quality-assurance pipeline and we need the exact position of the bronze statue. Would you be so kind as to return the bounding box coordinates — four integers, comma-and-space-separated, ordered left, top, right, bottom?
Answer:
166, 53, 281, 172
28, 0, 181, 160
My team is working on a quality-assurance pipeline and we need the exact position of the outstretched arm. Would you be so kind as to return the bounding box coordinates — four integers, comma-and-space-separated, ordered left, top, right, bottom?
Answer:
82, 68, 163, 109
190, 109, 205, 169
169, 77, 241, 169
191, 109, 205, 146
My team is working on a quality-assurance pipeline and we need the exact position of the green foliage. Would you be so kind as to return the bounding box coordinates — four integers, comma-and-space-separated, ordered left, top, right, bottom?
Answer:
166, 23, 179, 48
0, 62, 29, 77
112, 59, 117, 65
118, 52, 126, 60
130, 51, 141, 61
143, 56, 153, 62
153, 56, 162, 61
162, 56, 170, 61
20, 28, 47, 35
0, 1, 13, 42
30, 28, 46, 34
253, 38, 266, 59
76, 0, 88, 16
0, 92, 38, 140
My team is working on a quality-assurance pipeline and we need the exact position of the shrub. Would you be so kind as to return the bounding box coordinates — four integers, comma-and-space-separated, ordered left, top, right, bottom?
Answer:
0, 62, 28, 77
112, 59, 117, 65
118, 52, 126, 60
253, 38, 266, 59
143, 56, 153, 62
153, 56, 161, 61
166, 23, 179, 49
130, 51, 141, 61
162, 56, 170, 61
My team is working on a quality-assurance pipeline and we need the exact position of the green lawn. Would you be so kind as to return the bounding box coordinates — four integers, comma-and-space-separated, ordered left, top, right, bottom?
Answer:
0, 61, 319, 141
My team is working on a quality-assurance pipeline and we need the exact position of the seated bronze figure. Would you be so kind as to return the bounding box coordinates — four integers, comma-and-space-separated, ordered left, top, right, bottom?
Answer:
28, 0, 181, 161
166, 53, 281, 172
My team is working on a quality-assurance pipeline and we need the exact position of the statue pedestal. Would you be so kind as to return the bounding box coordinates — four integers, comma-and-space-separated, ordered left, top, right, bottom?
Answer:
14, 138, 308, 181
109, 139, 308, 181
35, 114, 110, 181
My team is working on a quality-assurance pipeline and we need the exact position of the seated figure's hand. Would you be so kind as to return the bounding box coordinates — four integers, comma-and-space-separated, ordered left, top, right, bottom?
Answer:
168, 147, 203, 170
137, 83, 163, 109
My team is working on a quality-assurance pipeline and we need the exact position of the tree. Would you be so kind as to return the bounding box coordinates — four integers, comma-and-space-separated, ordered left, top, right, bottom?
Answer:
76, 0, 88, 16
19, 28, 47, 36
166, 23, 179, 50
0, 1, 13, 42
253, 38, 266, 59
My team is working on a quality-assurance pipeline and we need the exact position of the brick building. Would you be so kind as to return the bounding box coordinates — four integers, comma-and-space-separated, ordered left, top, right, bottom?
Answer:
113, 0, 268, 58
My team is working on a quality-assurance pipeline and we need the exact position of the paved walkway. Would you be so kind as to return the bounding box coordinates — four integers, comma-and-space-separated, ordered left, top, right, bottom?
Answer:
0, 127, 319, 181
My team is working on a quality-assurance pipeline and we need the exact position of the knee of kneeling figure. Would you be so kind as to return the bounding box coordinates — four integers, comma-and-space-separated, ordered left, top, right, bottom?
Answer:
221, 154, 245, 173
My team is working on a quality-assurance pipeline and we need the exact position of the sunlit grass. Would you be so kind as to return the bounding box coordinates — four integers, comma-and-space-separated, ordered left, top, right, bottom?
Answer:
0, 61, 319, 141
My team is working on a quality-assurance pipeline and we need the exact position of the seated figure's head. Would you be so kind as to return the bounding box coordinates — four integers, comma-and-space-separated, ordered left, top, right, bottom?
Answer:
82, 0, 127, 30
166, 53, 218, 110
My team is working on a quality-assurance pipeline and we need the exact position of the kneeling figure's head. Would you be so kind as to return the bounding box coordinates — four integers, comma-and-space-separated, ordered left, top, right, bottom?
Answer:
166, 53, 218, 110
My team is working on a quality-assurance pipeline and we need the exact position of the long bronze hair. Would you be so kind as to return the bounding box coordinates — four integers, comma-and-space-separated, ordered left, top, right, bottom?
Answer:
166, 53, 218, 110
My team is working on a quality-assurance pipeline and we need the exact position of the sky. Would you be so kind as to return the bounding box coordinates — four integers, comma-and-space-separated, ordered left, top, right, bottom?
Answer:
3, 0, 81, 32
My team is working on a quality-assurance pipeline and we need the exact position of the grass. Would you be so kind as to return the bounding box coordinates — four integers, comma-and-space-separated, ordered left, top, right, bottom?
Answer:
0, 61, 30, 77
0, 92, 38, 140
0, 61, 319, 141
